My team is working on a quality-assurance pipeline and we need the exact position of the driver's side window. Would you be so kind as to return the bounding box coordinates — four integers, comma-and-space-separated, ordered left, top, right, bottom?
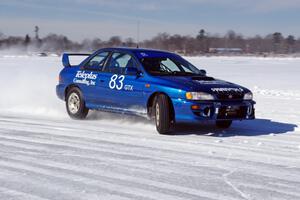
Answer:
85, 51, 109, 70
161, 58, 180, 72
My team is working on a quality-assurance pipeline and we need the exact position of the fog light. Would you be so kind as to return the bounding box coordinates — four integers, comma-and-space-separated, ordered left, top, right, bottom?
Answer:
191, 105, 200, 110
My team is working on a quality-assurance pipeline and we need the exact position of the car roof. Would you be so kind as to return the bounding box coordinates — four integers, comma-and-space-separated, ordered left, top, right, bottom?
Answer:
99, 47, 173, 55
97, 47, 179, 60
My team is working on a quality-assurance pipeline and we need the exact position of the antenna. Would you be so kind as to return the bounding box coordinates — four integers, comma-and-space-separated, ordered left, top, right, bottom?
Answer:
136, 20, 140, 48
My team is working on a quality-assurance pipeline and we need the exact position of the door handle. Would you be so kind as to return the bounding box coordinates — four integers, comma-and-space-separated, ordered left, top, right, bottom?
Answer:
100, 80, 105, 82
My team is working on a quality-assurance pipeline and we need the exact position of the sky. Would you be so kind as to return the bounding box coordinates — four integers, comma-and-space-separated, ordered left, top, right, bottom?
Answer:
0, 0, 299, 41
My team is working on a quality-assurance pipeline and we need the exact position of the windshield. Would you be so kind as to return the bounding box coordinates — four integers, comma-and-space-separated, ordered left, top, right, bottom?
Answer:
139, 55, 202, 76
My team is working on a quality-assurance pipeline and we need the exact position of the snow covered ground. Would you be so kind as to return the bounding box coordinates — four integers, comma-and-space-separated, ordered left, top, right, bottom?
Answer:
0, 55, 299, 200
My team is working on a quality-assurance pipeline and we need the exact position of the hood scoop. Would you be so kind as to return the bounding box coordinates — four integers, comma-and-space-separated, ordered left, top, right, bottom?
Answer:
191, 76, 215, 81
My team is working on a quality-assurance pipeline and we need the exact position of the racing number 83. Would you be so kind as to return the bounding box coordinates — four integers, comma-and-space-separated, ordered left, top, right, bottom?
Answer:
109, 74, 125, 90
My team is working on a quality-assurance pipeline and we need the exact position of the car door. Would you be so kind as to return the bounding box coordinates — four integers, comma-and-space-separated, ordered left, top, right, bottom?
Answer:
101, 51, 146, 113
77, 51, 110, 106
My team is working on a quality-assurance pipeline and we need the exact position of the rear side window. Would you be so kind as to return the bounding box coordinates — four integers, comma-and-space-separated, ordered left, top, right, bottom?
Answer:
85, 51, 109, 70
105, 52, 137, 74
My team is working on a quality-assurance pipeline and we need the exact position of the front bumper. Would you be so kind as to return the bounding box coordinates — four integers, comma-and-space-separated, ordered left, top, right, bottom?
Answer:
172, 98, 255, 123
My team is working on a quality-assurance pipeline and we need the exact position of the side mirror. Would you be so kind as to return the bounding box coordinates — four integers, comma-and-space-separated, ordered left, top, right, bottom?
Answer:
125, 67, 142, 76
200, 69, 207, 76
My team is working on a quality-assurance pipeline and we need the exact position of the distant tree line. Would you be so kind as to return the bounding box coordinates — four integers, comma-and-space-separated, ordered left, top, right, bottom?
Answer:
0, 27, 300, 55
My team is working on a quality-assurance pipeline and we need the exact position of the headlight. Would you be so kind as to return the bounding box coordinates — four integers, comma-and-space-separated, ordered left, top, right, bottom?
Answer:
244, 92, 253, 100
186, 92, 215, 100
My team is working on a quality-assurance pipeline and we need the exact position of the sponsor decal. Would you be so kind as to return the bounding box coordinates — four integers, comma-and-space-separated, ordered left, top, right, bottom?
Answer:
73, 71, 97, 86
109, 74, 134, 91
124, 85, 134, 91
140, 52, 148, 57
109, 74, 125, 90
211, 87, 244, 92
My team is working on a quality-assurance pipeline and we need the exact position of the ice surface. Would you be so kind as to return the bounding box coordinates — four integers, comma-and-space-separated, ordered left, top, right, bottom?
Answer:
0, 55, 299, 200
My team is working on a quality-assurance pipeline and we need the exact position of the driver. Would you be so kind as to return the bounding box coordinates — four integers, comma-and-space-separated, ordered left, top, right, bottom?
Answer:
142, 58, 161, 72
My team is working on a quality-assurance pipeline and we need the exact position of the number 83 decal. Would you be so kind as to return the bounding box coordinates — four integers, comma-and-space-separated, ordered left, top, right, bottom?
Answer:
109, 74, 125, 90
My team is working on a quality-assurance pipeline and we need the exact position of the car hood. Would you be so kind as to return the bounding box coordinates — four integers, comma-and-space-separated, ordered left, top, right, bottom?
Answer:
156, 75, 251, 96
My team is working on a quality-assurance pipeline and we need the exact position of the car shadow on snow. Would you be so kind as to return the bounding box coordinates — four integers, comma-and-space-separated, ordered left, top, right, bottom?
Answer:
87, 111, 297, 137
172, 119, 298, 137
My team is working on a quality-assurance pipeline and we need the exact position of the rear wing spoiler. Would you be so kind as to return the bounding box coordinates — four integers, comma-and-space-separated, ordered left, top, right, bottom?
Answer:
62, 53, 90, 67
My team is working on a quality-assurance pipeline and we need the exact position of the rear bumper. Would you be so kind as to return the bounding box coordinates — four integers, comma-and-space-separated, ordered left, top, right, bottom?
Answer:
172, 98, 255, 123
56, 84, 65, 100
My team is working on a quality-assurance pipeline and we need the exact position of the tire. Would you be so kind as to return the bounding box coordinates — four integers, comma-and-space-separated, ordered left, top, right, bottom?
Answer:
216, 120, 232, 128
155, 94, 172, 134
66, 87, 89, 119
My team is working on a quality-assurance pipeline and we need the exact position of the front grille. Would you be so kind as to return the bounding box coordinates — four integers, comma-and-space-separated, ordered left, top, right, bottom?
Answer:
214, 90, 244, 100
217, 106, 247, 119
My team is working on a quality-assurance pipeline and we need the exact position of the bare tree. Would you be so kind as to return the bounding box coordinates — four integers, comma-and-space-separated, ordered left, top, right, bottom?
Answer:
273, 32, 283, 53
0, 28, 299, 55
34, 26, 40, 40
196, 29, 208, 53
108, 36, 122, 47
286, 35, 296, 53
24, 34, 31, 46
124, 38, 135, 47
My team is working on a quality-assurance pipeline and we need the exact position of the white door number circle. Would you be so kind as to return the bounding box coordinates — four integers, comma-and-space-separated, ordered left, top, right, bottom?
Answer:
109, 74, 125, 90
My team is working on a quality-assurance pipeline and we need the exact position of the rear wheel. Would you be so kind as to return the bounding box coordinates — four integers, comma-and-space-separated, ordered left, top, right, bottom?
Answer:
155, 94, 172, 134
66, 87, 89, 119
216, 120, 232, 128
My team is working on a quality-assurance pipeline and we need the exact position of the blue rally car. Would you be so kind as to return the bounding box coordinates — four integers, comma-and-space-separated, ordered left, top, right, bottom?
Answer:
56, 47, 255, 134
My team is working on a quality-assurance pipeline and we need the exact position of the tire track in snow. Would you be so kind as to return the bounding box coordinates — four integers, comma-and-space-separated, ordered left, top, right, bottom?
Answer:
0, 159, 220, 200
0, 186, 50, 200
0, 120, 299, 167
0, 130, 300, 198
1, 121, 299, 172
2, 145, 300, 200
1, 115, 299, 154
0, 132, 300, 182
0, 123, 300, 181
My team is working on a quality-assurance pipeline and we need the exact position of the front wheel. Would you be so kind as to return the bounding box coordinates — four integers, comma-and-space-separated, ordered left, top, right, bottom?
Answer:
155, 94, 172, 134
66, 87, 89, 119
216, 120, 232, 129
